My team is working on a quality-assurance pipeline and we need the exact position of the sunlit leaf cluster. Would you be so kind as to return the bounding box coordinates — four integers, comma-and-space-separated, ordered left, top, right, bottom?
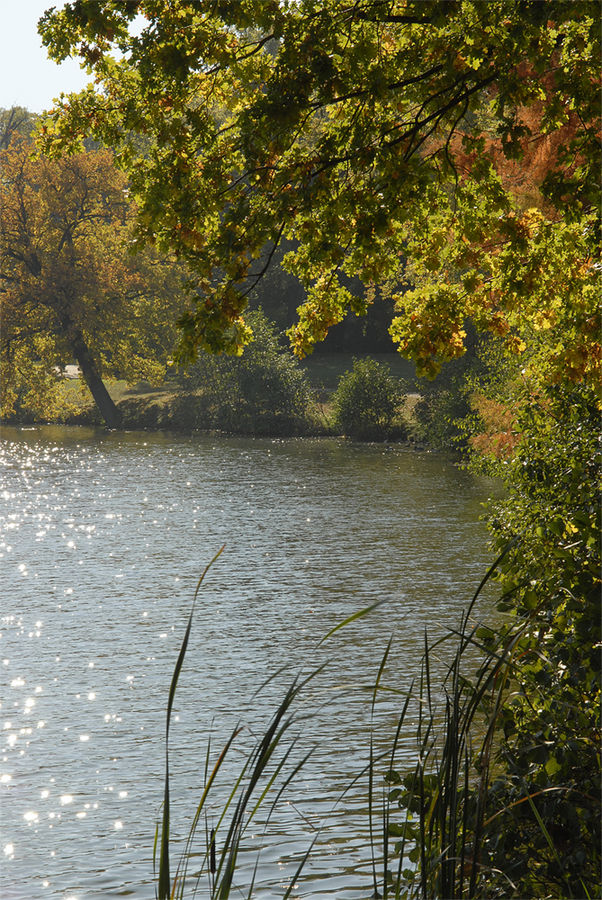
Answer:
36, 1, 600, 382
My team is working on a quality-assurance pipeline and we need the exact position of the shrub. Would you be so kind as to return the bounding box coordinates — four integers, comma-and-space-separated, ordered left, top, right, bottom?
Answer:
332, 357, 406, 440
176, 309, 312, 435
392, 382, 601, 899
411, 387, 471, 449
476, 383, 601, 898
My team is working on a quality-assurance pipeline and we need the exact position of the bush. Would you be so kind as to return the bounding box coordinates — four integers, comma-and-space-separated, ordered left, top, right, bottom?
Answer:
476, 383, 601, 898
411, 336, 522, 452
412, 386, 471, 450
382, 385, 600, 900
176, 309, 313, 435
332, 356, 406, 440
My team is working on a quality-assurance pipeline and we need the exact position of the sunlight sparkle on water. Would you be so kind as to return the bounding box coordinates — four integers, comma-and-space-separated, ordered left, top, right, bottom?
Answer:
0, 426, 493, 899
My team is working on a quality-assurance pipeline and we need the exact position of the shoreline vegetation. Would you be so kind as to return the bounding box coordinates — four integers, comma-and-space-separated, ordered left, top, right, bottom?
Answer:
2, 350, 433, 446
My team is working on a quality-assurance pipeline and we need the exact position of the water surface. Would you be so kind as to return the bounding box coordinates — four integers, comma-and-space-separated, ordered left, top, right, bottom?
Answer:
0, 426, 497, 898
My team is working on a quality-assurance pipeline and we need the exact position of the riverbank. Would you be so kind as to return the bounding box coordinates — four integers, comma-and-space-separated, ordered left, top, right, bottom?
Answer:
2, 352, 426, 443
65, 386, 422, 442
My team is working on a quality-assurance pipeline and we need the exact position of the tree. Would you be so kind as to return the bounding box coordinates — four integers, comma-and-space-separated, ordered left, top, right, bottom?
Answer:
36, 1, 599, 385
0, 106, 37, 149
1, 133, 186, 427
33, 3, 600, 894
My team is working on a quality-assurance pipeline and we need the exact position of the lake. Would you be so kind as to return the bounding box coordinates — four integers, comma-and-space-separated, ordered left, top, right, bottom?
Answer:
0, 426, 498, 899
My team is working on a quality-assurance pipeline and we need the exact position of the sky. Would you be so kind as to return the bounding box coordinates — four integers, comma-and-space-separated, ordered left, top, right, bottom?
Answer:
1, 1, 91, 113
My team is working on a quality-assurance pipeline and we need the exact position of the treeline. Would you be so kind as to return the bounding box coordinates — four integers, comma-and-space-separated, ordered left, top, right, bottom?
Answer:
0, 106, 398, 431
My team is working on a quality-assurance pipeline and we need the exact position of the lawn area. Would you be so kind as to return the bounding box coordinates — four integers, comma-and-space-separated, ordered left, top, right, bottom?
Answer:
105, 352, 418, 405
300, 351, 417, 398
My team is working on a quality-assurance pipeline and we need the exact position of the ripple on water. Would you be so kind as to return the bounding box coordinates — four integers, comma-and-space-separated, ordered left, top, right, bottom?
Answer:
0, 426, 497, 898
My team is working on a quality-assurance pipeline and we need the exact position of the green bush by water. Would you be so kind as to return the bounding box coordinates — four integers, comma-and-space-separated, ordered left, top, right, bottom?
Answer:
175, 309, 313, 435
332, 357, 407, 441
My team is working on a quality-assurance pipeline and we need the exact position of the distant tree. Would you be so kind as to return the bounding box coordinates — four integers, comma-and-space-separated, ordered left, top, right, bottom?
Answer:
0, 106, 37, 149
0, 136, 186, 426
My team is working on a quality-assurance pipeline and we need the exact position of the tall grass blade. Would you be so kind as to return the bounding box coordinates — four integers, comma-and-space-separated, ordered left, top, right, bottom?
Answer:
318, 599, 385, 644
173, 724, 242, 896
282, 832, 321, 900
213, 668, 323, 898
157, 546, 225, 900
368, 638, 394, 897
525, 790, 572, 896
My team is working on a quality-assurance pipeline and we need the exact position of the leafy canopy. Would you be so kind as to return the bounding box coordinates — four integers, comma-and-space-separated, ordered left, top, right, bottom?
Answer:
37, 1, 600, 384
0, 131, 186, 421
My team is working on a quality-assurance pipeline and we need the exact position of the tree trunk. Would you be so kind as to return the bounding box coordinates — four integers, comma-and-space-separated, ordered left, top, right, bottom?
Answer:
58, 310, 122, 429
72, 331, 122, 429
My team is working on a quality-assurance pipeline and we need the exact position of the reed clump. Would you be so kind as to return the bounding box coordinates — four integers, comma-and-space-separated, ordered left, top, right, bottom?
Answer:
156, 529, 600, 899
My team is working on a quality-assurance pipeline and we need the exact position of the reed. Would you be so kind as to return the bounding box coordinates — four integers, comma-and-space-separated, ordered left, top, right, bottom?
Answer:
155, 545, 331, 898
155, 542, 567, 899
382, 545, 519, 899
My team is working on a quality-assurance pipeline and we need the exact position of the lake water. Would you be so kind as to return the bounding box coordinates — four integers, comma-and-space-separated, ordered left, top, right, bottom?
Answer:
0, 426, 497, 899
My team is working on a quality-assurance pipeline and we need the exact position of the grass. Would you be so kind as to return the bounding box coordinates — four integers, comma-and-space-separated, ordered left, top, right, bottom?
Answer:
155, 546, 326, 899
49, 353, 421, 438
300, 352, 417, 399
154, 542, 550, 900
60, 353, 414, 411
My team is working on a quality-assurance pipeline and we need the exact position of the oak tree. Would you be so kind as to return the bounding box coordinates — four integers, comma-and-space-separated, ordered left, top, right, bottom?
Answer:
36, 0, 600, 387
